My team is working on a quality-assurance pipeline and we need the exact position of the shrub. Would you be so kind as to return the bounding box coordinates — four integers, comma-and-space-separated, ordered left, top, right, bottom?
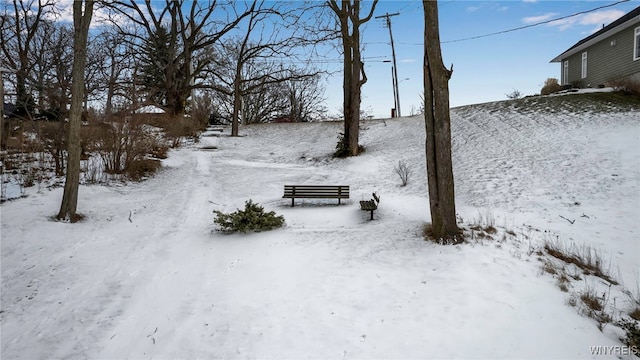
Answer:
394, 160, 411, 186
506, 89, 522, 100
86, 120, 161, 179
164, 116, 205, 147
334, 132, 364, 158
541, 78, 562, 95
125, 159, 161, 181
213, 200, 285, 233
334, 132, 349, 158
618, 318, 640, 350
607, 77, 640, 97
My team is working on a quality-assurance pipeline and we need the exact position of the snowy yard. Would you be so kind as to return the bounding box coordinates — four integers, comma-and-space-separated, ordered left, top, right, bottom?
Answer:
1, 98, 639, 359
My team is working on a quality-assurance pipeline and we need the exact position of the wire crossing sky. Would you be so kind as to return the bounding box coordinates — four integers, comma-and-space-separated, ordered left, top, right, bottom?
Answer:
325, 0, 638, 118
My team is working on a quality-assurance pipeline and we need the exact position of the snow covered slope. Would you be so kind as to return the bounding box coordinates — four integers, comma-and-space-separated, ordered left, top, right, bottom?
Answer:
1, 93, 639, 359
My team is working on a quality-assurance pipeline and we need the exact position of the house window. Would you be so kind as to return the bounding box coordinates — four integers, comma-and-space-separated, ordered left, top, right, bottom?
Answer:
581, 52, 587, 79
634, 26, 640, 61
563, 61, 569, 85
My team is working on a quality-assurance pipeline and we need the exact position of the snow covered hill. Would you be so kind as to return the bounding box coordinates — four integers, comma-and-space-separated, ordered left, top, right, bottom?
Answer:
1, 93, 639, 359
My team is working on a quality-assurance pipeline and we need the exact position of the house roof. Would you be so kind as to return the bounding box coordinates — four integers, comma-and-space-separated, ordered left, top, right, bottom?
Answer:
550, 6, 640, 62
135, 105, 165, 114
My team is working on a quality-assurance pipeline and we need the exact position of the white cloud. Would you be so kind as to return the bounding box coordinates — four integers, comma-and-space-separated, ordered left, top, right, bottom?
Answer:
548, 17, 579, 31
539, 9, 626, 32
466, 6, 481, 12
523, 0, 538, 3
522, 12, 559, 24
579, 9, 625, 26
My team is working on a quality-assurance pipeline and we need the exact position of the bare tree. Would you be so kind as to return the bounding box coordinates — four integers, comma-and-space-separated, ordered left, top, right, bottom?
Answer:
0, 0, 55, 119
206, 1, 322, 136
285, 73, 327, 122
422, 1, 460, 242
241, 81, 288, 124
91, 28, 136, 118
327, 0, 378, 157
57, 0, 93, 222
43, 23, 73, 119
108, 0, 253, 117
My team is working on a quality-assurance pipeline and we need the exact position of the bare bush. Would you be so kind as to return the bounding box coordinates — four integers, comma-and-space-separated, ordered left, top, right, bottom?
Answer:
40, 121, 67, 176
142, 115, 205, 148
85, 120, 161, 179
125, 159, 161, 181
541, 78, 562, 96
394, 160, 411, 186
506, 89, 522, 100
606, 77, 640, 97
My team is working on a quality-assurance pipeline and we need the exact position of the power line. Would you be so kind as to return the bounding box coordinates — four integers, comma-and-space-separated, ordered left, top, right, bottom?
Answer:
397, 0, 631, 46
441, 0, 630, 44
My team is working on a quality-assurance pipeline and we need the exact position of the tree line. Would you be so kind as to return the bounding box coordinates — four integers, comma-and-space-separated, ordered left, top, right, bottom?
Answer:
1, 0, 329, 132
2, 0, 460, 242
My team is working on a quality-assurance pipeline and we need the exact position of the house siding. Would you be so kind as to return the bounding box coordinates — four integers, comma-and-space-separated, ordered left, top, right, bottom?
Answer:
563, 25, 640, 87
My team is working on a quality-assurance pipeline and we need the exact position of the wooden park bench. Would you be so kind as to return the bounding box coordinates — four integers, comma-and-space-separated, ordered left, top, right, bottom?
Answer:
359, 193, 380, 220
283, 185, 349, 207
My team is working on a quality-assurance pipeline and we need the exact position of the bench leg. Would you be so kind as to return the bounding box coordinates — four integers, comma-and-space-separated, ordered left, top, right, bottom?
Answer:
291, 198, 295, 207
370, 210, 374, 220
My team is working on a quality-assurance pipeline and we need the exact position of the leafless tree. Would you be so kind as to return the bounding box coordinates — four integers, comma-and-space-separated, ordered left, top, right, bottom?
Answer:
285, 73, 327, 122
206, 1, 322, 136
42, 23, 73, 119
0, 0, 55, 119
327, 0, 378, 157
423, 1, 460, 242
91, 28, 136, 118
108, 0, 253, 117
57, 0, 94, 222
241, 81, 288, 124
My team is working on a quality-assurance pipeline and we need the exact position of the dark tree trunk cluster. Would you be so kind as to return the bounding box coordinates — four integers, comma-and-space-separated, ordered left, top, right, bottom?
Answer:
422, 1, 460, 242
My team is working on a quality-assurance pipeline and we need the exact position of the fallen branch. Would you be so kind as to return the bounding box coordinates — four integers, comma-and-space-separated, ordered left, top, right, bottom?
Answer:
129, 211, 133, 223
559, 215, 575, 224
146, 327, 158, 337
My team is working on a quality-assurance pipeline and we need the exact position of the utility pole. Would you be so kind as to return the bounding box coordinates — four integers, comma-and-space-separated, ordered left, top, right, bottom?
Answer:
376, 12, 401, 117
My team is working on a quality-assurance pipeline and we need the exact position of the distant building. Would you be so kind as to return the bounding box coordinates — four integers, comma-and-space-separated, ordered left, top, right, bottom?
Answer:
272, 115, 294, 123
550, 6, 640, 88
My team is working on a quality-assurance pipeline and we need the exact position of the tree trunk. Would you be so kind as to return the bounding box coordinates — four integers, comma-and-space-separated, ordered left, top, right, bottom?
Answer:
423, 1, 460, 242
57, 0, 93, 222
329, 0, 377, 157
231, 69, 242, 136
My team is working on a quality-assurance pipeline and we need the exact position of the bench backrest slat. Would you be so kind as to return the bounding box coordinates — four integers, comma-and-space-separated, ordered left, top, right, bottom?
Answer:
283, 185, 349, 198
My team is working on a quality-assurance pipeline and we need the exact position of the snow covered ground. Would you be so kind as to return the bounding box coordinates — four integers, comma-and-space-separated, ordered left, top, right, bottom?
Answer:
1, 96, 639, 359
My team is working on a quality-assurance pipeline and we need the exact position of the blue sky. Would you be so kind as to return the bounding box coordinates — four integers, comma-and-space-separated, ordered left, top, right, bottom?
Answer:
322, 0, 638, 118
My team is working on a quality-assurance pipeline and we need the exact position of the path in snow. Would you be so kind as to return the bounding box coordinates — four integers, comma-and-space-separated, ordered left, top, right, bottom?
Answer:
1, 104, 639, 359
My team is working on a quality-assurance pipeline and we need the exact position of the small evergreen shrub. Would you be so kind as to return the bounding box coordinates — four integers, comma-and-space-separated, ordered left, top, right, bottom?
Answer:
334, 132, 364, 158
618, 318, 640, 350
213, 200, 285, 233
334, 132, 349, 158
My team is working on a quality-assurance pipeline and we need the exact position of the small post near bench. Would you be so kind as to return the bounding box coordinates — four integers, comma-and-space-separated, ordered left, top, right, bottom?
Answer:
283, 185, 350, 207
359, 193, 380, 220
